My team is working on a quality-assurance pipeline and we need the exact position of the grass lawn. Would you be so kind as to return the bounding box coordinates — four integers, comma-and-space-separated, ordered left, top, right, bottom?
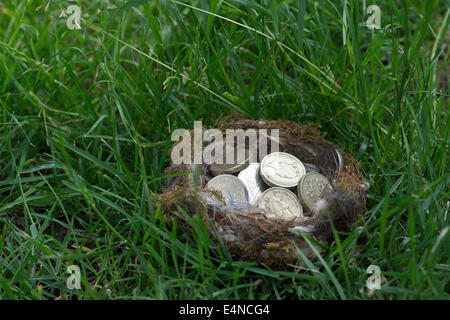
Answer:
0, 0, 448, 299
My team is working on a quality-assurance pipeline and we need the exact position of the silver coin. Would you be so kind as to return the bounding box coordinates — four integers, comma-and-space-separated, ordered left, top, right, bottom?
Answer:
297, 172, 332, 214
209, 147, 251, 176
334, 149, 344, 171
206, 174, 248, 205
260, 152, 305, 188
304, 163, 320, 173
258, 187, 303, 219
237, 163, 264, 205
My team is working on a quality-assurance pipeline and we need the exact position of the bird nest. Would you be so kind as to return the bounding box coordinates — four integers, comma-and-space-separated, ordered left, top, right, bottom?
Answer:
158, 119, 367, 269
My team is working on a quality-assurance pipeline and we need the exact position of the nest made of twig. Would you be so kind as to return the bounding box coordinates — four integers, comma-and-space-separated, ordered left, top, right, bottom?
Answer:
158, 119, 367, 269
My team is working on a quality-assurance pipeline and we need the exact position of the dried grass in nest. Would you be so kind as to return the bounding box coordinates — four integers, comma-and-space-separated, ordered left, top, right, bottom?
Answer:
157, 120, 367, 269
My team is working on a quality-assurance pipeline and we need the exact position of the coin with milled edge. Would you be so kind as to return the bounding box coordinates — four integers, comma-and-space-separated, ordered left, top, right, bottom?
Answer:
206, 174, 248, 205
334, 149, 344, 171
297, 172, 331, 214
260, 152, 305, 188
258, 187, 303, 219
238, 163, 264, 205
210, 147, 251, 176
304, 163, 320, 173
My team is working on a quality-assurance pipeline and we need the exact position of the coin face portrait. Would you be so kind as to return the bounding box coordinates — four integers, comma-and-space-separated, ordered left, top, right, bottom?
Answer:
206, 174, 248, 205
260, 152, 305, 188
297, 172, 331, 214
258, 187, 303, 219
237, 163, 264, 205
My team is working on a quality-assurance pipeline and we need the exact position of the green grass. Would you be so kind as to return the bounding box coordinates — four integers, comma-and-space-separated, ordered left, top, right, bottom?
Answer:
0, 0, 448, 299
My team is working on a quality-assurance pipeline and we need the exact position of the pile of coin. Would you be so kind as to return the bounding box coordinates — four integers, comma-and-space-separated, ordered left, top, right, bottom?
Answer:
206, 149, 340, 220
